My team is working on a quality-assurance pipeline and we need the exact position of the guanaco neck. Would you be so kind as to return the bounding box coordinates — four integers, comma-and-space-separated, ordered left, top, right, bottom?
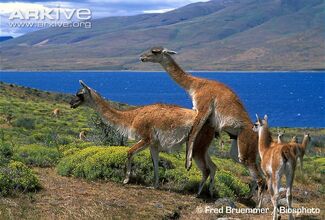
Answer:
277, 135, 282, 144
88, 90, 132, 128
258, 124, 273, 160
160, 55, 195, 91
301, 135, 309, 150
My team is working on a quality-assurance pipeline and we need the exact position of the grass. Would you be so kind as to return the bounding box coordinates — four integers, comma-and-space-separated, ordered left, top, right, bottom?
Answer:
13, 145, 61, 167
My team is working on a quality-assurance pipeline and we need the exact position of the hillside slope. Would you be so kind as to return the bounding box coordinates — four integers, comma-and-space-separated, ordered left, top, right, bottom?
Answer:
0, 0, 324, 70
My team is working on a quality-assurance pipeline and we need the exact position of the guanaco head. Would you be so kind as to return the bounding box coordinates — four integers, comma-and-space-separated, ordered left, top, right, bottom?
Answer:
140, 47, 177, 63
303, 133, 311, 143
252, 114, 268, 132
277, 129, 285, 144
70, 80, 93, 108
290, 135, 298, 143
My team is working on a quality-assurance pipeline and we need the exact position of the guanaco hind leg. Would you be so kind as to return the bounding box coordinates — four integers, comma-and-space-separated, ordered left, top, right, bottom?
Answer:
192, 118, 215, 196
186, 102, 214, 170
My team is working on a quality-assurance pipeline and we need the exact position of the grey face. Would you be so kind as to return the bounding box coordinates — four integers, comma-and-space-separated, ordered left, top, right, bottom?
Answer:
140, 47, 177, 63
252, 120, 262, 132
253, 115, 267, 132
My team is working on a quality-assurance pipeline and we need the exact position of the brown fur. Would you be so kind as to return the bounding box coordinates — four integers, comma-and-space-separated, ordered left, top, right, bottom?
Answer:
253, 115, 297, 220
79, 131, 87, 141
140, 47, 265, 196
291, 133, 310, 170
278, 133, 310, 170
70, 81, 216, 195
290, 135, 298, 143
52, 108, 60, 117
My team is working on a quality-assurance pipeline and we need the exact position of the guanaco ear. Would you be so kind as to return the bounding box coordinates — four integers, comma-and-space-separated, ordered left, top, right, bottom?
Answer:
79, 80, 91, 92
255, 114, 259, 121
264, 115, 268, 121
162, 48, 177, 55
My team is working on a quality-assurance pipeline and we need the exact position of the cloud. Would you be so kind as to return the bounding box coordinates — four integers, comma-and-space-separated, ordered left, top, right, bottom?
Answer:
143, 8, 175, 14
0, 0, 210, 37
0, 2, 78, 37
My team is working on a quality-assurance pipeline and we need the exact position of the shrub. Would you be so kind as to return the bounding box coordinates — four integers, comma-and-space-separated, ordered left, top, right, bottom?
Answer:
57, 146, 250, 198
14, 118, 36, 129
57, 146, 104, 177
14, 145, 60, 167
0, 161, 40, 196
0, 143, 13, 165
59, 141, 94, 153
87, 114, 127, 146
216, 170, 250, 197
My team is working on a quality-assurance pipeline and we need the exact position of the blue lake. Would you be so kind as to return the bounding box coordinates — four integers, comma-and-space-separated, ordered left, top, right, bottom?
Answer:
0, 71, 324, 127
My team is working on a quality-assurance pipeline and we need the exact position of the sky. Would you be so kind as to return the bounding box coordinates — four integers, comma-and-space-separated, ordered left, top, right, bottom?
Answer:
0, 0, 209, 37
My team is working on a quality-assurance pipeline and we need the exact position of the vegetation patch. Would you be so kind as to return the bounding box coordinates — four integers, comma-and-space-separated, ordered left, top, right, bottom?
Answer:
0, 161, 40, 196
13, 145, 61, 167
57, 146, 250, 198
0, 142, 41, 196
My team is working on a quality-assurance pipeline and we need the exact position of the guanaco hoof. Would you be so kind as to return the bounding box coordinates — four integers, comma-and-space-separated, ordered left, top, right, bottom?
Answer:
123, 178, 129, 184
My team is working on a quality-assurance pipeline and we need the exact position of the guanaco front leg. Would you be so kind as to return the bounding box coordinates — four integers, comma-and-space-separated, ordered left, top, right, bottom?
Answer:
124, 139, 150, 184
186, 102, 214, 170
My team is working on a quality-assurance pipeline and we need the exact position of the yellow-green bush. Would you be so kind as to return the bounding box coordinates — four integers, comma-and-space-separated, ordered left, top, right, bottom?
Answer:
57, 146, 250, 198
0, 161, 40, 196
14, 145, 60, 167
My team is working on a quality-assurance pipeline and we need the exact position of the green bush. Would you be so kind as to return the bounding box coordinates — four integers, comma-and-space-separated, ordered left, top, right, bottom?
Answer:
14, 118, 36, 129
0, 143, 13, 165
14, 145, 60, 167
57, 146, 250, 198
57, 146, 104, 177
0, 161, 40, 196
59, 141, 95, 153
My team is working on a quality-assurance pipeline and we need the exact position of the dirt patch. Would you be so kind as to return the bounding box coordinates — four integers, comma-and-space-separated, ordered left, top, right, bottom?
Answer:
0, 168, 323, 220
0, 168, 202, 219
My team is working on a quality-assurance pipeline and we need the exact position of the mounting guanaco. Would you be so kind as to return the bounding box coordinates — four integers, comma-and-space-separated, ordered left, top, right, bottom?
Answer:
140, 47, 265, 197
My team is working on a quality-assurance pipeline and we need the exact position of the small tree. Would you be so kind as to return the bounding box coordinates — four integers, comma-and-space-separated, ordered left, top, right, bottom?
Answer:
87, 113, 127, 146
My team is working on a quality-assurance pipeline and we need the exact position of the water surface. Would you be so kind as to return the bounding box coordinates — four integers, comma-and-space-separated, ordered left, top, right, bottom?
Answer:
1, 71, 324, 127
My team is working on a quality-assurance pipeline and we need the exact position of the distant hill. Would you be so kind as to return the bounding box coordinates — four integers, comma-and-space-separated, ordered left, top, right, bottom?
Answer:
0, 36, 13, 42
0, 0, 324, 71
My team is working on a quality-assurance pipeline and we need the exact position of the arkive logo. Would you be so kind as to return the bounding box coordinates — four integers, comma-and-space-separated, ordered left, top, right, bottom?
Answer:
8, 6, 92, 29
9, 8, 91, 20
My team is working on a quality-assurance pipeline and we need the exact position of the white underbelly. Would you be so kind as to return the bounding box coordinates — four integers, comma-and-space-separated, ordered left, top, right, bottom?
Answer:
214, 111, 243, 131
153, 126, 191, 152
